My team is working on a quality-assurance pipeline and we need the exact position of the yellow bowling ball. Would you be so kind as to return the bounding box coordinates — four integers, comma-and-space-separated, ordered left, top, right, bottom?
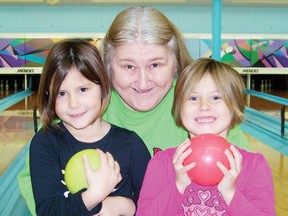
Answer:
64, 149, 101, 194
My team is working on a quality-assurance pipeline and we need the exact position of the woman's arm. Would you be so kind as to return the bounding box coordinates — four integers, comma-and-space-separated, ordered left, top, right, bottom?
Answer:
95, 196, 135, 216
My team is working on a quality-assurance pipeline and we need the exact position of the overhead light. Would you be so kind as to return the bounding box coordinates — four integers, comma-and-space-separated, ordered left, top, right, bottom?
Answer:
47, 0, 59, 5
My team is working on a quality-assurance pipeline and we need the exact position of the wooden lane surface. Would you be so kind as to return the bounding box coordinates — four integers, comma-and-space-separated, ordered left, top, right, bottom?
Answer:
247, 90, 288, 112
245, 90, 288, 216
0, 91, 37, 176
245, 133, 288, 216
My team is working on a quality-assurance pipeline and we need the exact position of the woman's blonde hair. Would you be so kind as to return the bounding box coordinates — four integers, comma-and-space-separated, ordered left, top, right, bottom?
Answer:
173, 58, 245, 130
100, 6, 193, 80
38, 39, 110, 131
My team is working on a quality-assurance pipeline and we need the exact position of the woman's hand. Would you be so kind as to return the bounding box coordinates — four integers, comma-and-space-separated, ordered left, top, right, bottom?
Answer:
217, 145, 242, 205
94, 196, 135, 216
82, 149, 122, 210
173, 139, 195, 194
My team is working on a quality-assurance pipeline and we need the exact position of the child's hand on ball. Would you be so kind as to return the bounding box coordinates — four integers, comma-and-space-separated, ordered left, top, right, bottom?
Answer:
84, 149, 122, 201
217, 145, 242, 205
81, 149, 122, 210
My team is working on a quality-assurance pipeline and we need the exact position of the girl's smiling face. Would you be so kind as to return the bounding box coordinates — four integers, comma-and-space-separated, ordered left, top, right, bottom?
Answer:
181, 73, 232, 139
55, 68, 102, 135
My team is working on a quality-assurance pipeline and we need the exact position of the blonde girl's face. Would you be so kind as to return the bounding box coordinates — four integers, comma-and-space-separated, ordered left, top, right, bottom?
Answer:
55, 68, 102, 135
181, 74, 232, 139
111, 42, 177, 112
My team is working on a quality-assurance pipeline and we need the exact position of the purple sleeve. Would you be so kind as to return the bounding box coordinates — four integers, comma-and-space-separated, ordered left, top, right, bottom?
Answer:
136, 148, 184, 216
226, 149, 276, 216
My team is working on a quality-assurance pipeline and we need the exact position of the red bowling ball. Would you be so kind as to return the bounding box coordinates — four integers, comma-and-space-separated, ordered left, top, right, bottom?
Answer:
183, 133, 231, 186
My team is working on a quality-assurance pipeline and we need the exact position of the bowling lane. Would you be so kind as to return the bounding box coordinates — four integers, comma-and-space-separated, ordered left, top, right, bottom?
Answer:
0, 91, 38, 175
0, 89, 19, 100
247, 90, 288, 121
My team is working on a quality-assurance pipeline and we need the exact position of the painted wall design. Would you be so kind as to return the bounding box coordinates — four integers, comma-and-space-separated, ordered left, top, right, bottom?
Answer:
250, 39, 288, 68
0, 38, 100, 68
220, 39, 251, 67
186, 38, 288, 68
1, 36, 288, 71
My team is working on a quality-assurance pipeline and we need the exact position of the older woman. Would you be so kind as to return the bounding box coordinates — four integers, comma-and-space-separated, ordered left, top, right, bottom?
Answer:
101, 6, 250, 155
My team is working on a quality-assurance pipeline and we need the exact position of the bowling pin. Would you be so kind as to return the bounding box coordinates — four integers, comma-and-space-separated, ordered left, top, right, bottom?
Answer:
251, 79, 255, 90
260, 80, 264, 92
14, 79, 18, 92
5, 80, 9, 92
0, 80, 3, 91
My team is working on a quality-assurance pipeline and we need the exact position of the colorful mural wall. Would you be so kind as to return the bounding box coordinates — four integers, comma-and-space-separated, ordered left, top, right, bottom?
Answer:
0, 38, 100, 69
1, 36, 288, 72
221, 39, 288, 68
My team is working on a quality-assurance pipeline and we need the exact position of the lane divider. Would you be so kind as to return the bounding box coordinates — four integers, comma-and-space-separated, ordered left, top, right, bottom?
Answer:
0, 90, 34, 112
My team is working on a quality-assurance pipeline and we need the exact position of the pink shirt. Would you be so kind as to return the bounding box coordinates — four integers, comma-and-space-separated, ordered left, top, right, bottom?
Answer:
136, 147, 276, 216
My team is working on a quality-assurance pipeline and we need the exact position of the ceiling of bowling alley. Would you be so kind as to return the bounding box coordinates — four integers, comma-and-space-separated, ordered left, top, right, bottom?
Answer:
0, 0, 287, 6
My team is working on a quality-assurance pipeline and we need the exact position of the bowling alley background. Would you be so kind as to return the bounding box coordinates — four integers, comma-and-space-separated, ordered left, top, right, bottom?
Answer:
1, 34, 288, 92
0, 3, 288, 216
1, 4, 288, 93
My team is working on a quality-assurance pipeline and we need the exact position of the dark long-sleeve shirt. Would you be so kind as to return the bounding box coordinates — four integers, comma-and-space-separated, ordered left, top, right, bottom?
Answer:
30, 122, 151, 216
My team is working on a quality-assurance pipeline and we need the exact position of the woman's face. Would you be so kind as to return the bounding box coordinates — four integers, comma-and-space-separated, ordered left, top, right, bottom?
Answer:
111, 42, 177, 111
181, 74, 232, 139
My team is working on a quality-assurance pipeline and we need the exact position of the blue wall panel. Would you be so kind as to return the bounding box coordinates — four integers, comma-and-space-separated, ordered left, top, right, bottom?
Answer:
0, 5, 287, 34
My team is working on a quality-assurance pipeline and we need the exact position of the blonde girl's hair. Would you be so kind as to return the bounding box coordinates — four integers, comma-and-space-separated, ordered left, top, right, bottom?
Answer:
173, 58, 245, 130
38, 39, 110, 131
